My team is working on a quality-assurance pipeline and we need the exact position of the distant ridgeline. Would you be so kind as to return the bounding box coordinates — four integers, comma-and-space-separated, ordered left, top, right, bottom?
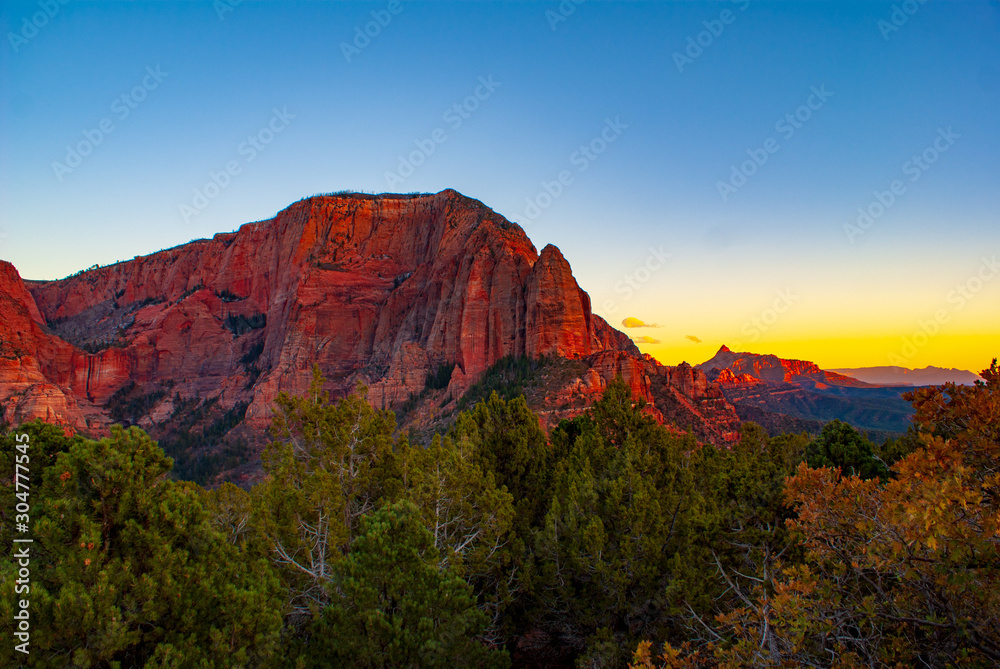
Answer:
693, 345, 973, 442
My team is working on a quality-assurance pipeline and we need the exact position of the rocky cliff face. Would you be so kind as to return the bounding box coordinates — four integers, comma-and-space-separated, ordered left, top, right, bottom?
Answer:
713, 367, 763, 387
0, 261, 111, 431
4, 190, 740, 464
698, 345, 871, 388
696, 345, 917, 439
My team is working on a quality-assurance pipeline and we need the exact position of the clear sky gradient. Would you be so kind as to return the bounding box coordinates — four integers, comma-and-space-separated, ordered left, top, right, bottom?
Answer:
1, 0, 998, 372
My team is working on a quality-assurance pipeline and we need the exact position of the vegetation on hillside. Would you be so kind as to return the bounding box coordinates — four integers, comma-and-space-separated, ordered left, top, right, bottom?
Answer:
1, 360, 996, 668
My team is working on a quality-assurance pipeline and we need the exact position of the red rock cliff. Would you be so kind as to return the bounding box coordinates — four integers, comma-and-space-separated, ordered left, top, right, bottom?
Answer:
698, 345, 872, 388
5, 190, 740, 448
0, 261, 111, 431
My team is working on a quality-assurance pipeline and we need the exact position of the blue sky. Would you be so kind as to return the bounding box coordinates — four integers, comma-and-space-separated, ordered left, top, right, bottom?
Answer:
2, 0, 998, 369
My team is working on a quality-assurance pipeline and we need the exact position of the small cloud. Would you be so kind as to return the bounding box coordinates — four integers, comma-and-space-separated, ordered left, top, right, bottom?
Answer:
685, 335, 702, 343
622, 317, 661, 328
632, 335, 661, 345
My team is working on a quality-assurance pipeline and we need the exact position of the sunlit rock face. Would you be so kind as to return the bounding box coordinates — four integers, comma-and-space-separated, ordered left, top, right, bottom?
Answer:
4, 190, 740, 449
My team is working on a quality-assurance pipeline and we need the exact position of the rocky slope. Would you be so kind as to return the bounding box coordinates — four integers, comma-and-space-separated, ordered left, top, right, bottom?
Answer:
698, 345, 872, 388
697, 345, 914, 438
3, 190, 741, 477
0, 261, 112, 431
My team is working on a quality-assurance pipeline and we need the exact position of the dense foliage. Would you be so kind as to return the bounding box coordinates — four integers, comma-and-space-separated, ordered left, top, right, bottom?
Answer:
2, 361, 997, 668
0, 423, 283, 668
632, 360, 1000, 668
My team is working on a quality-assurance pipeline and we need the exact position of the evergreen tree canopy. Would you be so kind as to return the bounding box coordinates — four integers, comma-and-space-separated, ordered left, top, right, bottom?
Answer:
307, 500, 510, 669
805, 418, 889, 481
253, 366, 403, 621
0, 422, 283, 668
531, 379, 697, 666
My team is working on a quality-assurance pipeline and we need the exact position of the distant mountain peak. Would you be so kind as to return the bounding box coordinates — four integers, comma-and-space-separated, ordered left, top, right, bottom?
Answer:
697, 347, 869, 388
696, 346, 922, 439
831, 365, 983, 387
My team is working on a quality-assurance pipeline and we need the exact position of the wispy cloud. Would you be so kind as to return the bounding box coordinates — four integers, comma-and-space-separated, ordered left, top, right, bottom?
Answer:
685, 335, 702, 343
622, 316, 661, 328
632, 335, 661, 344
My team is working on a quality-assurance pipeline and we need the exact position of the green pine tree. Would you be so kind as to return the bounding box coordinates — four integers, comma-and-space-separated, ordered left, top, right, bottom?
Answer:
531, 379, 697, 666
307, 500, 510, 669
805, 419, 889, 481
401, 433, 516, 641
251, 366, 403, 622
0, 421, 283, 668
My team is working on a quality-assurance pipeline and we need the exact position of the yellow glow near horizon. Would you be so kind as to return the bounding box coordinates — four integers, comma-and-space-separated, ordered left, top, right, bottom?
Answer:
607, 254, 1000, 374
595, 233, 999, 375
635, 333, 997, 374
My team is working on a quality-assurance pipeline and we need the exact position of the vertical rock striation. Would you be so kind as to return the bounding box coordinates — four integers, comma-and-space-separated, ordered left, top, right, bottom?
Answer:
3, 190, 741, 448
